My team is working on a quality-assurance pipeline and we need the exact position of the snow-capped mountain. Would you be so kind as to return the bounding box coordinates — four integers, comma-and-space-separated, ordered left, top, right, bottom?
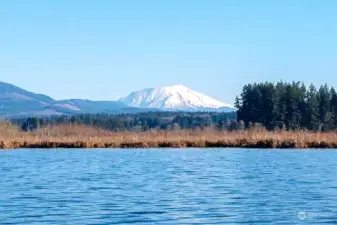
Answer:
119, 85, 235, 111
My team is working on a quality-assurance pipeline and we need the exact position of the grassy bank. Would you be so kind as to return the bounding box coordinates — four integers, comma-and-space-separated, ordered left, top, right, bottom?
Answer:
1, 123, 337, 149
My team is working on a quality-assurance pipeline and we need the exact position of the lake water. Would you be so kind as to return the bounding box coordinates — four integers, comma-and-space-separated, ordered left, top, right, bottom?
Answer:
0, 149, 336, 224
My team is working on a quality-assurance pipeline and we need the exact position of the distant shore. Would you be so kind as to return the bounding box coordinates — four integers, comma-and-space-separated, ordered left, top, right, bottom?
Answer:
1, 124, 337, 149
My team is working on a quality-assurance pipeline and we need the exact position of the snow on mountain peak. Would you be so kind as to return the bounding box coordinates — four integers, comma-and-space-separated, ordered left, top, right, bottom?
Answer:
119, 85, 234, 111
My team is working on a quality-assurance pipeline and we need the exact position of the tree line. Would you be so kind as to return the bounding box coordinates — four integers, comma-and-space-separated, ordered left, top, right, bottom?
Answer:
11, 81, 337, 132
12, 111, 237, 132
235, 81, 337, 131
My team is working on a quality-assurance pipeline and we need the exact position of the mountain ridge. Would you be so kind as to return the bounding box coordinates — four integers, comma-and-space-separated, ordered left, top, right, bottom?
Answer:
0, 81, 235, 118
0, 81, 138, 118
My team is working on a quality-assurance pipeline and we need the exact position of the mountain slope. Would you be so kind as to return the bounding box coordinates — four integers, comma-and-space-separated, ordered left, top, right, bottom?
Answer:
54, 99, 131, 114
0, 82, 59, 118
0, 82, 137, 118
119, 84, 235, 111
0, 82, 55, 103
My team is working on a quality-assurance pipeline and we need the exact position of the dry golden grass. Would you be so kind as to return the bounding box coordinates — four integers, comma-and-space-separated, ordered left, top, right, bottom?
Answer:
1, 123, 337, 149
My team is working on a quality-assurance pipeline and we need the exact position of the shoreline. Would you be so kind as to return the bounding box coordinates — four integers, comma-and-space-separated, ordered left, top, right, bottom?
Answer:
1, 139, 337, 149
2, 125, 337, 149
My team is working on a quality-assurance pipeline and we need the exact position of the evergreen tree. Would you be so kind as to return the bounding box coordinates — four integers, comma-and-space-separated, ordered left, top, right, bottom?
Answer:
258, 82, 275, 129
272, 82, 287, 129
317, 84, 331, 130
304, 84, 320, 130
235, 81, 335, 131
330, 87, 337, 129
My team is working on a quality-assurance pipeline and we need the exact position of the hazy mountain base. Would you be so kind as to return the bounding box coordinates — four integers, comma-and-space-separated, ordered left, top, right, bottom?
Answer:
0, 98, 155, 119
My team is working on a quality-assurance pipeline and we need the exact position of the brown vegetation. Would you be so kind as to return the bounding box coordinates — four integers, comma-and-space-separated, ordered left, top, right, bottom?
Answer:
1, 123, 337, 149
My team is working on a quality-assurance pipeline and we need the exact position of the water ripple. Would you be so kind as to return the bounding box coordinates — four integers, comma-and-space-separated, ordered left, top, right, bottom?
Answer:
0, 149, 337, 224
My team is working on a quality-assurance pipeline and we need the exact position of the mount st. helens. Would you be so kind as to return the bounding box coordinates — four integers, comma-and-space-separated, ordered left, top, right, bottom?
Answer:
119, 85, 234, 112
0, 82, 234, 118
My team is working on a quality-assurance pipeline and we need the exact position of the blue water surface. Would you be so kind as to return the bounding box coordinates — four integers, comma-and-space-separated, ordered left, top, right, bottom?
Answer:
0, 149, 337, 224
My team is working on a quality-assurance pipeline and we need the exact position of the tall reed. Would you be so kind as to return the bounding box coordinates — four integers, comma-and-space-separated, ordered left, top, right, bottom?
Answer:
1, 123, 337, 149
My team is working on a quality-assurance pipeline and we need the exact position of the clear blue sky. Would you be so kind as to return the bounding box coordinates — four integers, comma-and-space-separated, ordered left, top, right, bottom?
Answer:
1, 0, 336, 104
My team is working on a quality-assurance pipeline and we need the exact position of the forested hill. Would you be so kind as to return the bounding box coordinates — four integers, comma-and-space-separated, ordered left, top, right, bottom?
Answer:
12, 111, 237, 131
235, 82, 337, 131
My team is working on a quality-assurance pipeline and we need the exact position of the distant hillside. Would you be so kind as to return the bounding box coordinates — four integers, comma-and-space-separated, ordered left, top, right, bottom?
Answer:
0, 82, 147, 118
0, 82, 55, 103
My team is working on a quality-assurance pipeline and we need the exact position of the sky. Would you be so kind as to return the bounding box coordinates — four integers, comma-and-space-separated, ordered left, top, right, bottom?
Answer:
1, 0, 336, 104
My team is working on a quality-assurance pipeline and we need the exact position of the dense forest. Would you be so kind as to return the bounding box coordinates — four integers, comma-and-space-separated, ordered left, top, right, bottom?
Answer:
235, 81, 337, 131
12, 111, 237, 132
